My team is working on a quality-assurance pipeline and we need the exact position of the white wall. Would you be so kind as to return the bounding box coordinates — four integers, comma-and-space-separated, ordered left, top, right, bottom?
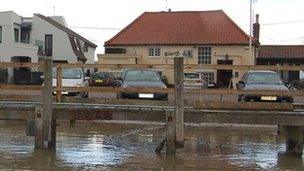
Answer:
31, 15, 78, 63
0, 11, 38, 63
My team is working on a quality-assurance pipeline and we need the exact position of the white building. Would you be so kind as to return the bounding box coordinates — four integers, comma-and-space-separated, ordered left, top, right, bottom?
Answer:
0, 11, 97, 83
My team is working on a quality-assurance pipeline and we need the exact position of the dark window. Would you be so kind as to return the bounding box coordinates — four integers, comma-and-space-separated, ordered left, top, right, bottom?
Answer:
198, 46, 212, 64
21, 29, 30, 44
14, 28, 19, 42
45, 34, 53, 56
0, 26, 2, 43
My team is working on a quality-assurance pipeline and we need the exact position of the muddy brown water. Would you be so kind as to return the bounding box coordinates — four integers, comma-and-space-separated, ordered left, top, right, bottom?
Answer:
0, 121, 303, 170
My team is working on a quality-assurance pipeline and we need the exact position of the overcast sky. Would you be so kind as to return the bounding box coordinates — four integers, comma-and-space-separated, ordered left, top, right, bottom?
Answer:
1, 0, 304, 55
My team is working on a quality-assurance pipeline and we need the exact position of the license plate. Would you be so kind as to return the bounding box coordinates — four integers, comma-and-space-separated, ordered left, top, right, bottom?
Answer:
139, 94, 154, 98
261, 96, 277, 101
95, 79, 103, 83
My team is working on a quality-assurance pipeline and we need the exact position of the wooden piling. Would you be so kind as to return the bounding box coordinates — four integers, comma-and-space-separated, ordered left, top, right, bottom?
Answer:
36, 57, 55, 149
174, 57, 184, 147
56, 66, 62, 103
283, 126, 304, 156
166, 111, 176, 155
35, 107, 43, 148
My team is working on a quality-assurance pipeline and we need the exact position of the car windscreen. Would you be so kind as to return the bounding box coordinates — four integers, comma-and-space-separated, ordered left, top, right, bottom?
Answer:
247, 72, 283, 84
124, 70, 160, 82
52, 68, 82, 79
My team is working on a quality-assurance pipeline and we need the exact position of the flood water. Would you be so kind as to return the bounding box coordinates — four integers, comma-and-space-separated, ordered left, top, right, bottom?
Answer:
0, 121, 303, 170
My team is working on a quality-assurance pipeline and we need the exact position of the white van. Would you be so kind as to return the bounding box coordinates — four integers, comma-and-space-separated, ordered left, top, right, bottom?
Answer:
52, 68, 88, 97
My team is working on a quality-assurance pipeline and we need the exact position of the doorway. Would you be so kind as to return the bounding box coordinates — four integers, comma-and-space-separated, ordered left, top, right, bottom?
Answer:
217, 59, 233, 88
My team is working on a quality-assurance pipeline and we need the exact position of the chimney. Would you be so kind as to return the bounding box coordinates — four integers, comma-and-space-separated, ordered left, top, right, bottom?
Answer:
253, 14, 260, 42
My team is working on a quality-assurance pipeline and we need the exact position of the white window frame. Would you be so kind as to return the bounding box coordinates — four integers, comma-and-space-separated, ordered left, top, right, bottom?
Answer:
198, 46, 212, 64
201, 72, 214, 85
148, 46, 161, 57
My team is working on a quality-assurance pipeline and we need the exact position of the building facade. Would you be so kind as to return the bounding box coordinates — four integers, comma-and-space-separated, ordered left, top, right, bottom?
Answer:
0, 11, 97, 83
98, 10, 257, 87
257, 45, 304, 83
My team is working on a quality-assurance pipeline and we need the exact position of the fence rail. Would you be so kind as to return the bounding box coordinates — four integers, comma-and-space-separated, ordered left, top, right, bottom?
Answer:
0, 62, 303, 71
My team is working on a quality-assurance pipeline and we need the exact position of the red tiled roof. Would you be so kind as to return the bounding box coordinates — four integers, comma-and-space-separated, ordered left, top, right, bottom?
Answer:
105, 10, 251, 46
258, 45, 304, 59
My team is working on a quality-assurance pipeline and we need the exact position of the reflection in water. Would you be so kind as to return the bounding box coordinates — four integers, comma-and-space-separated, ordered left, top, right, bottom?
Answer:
0, 121, 303, 170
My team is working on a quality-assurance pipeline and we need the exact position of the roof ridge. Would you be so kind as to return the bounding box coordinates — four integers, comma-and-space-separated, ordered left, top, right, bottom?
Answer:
145, 10, 223, 14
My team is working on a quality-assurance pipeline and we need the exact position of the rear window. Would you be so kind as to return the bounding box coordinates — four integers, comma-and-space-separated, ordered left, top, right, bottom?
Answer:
124, 70, 160, 82
53, 68, 82, 79
184, 73, 199, 79
92, 72, 108, 79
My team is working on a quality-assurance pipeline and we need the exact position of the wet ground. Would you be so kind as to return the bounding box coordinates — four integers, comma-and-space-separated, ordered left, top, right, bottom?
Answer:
0, 121, 303, 170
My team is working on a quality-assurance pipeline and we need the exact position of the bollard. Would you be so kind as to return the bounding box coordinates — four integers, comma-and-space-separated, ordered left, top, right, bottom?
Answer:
35, 107, 44, 148
166, 111, 176, 155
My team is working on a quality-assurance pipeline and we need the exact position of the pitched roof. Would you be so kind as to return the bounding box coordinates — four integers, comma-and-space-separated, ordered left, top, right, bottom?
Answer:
105, 10, 251, 46
35, 14, 97, 48
258, 45, 304, 59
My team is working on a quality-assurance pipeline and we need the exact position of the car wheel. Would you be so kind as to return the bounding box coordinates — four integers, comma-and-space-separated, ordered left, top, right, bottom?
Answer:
238, 95, 246, 102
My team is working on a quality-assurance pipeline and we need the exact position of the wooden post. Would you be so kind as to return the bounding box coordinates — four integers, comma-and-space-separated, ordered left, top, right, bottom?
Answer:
56, 66, 62, 103
39, 57, 55, 148
283, 126, 304, 156
35, 107, 43, 148
174, 57, 184, 147
166, 111, 176, 155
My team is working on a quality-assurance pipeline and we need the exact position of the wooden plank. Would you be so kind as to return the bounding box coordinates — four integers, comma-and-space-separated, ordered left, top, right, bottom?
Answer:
0, 62, 304, 71
1, 84, 303, 97
193, 100, 294, 111
56, 67, 63, 103
174, 57, 184, 146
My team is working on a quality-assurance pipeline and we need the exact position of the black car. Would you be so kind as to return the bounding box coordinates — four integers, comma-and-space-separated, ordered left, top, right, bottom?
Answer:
89, 72, 120, 87
237, 70, 293, 103
117, 68, 168, 100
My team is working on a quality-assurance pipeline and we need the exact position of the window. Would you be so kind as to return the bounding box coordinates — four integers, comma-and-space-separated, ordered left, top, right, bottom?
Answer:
198, 46, 212, 64
45, 34, 53, 56
21, 29, 30, 44
201, 72, 214, 85
148, 47, 161, 57
14, 28, 19, 42
0, 26, 2, 43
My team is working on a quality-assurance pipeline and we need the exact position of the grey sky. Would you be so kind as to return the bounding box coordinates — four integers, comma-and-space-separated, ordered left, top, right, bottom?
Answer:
1, 0, 304, 55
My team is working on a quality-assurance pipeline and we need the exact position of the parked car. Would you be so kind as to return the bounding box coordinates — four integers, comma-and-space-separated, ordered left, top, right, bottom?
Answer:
117, 68, 168, 100
184, 73, 208, 88
52, 68, 89, 97
89, 72, 120, 87
237, 70, 293, 103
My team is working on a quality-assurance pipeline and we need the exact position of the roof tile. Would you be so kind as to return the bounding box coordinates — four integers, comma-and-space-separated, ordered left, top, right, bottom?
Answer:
105, 10, 250, 46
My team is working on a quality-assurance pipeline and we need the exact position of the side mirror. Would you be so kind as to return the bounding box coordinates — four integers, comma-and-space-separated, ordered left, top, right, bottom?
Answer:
237, 81, 245, 89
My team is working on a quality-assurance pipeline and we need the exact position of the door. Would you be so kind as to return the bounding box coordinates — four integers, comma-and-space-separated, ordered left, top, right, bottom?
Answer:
217, 59, 233, 88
